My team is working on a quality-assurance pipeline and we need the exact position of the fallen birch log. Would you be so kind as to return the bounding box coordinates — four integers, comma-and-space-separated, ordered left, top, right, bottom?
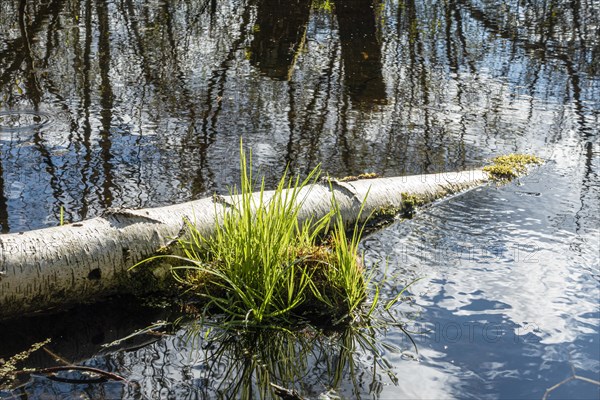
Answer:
0, 169, 488, 319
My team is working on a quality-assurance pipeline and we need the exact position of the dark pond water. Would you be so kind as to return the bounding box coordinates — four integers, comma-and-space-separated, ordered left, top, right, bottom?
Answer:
0, 0, 599, 398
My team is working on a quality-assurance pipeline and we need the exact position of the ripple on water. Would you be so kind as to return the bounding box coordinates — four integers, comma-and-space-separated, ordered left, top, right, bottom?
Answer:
0, 110, 52, 133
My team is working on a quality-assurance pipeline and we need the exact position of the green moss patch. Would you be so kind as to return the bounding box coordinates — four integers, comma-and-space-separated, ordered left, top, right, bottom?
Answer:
483, 154, 543, 182
401, 192, 425, 217
339, 172, 380, 182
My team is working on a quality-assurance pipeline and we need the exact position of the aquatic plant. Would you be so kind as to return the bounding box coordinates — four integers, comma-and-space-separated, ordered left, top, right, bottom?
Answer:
308, 198, 369, 320
0, 339, 51, 387
483, 154, 543, 182
135, 141, 368, 326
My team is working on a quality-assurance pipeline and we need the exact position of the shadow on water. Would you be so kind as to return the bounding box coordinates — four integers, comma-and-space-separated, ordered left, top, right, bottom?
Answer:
1, 310, 419, 399
0, 296, 175, 384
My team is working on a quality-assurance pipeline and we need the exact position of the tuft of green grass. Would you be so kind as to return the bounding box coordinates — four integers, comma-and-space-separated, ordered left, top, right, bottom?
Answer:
483, 154, 543, 182
134, 141, 369, 326
309, 198, 368, 320
176, 146, 326, 324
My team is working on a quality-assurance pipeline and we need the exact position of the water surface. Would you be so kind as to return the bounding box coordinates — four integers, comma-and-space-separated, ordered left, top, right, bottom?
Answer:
0, 0, 598, 398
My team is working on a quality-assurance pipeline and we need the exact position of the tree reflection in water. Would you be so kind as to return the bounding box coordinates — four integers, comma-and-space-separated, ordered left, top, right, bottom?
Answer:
0, 0, 597, 232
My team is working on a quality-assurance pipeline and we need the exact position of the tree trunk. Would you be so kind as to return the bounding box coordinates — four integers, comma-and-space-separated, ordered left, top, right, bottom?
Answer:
0, 169, 487, 319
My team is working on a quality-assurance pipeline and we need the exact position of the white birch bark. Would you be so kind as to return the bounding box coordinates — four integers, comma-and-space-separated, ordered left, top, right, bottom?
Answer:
0, 169, 487, 318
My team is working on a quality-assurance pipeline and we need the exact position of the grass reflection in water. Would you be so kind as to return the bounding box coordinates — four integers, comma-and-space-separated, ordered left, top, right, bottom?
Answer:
173, 308, 415, 400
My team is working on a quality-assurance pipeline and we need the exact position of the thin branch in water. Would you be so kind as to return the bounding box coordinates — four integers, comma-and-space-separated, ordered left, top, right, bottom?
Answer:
36, 366, 126, 382
42, 347, 72, 367
542, 361, 600, 400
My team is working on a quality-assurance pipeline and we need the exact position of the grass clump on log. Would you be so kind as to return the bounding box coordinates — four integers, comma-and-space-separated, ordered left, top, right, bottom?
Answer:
138, 143, 368, 327
483, 154, 543, 182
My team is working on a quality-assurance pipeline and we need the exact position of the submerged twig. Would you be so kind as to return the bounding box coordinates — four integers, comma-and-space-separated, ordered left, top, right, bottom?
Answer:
542, 362, 600, 400
36, 366, 126, 382
42, 347, 72, 366
270, 382, 305, 400
101, 320, 170, 348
